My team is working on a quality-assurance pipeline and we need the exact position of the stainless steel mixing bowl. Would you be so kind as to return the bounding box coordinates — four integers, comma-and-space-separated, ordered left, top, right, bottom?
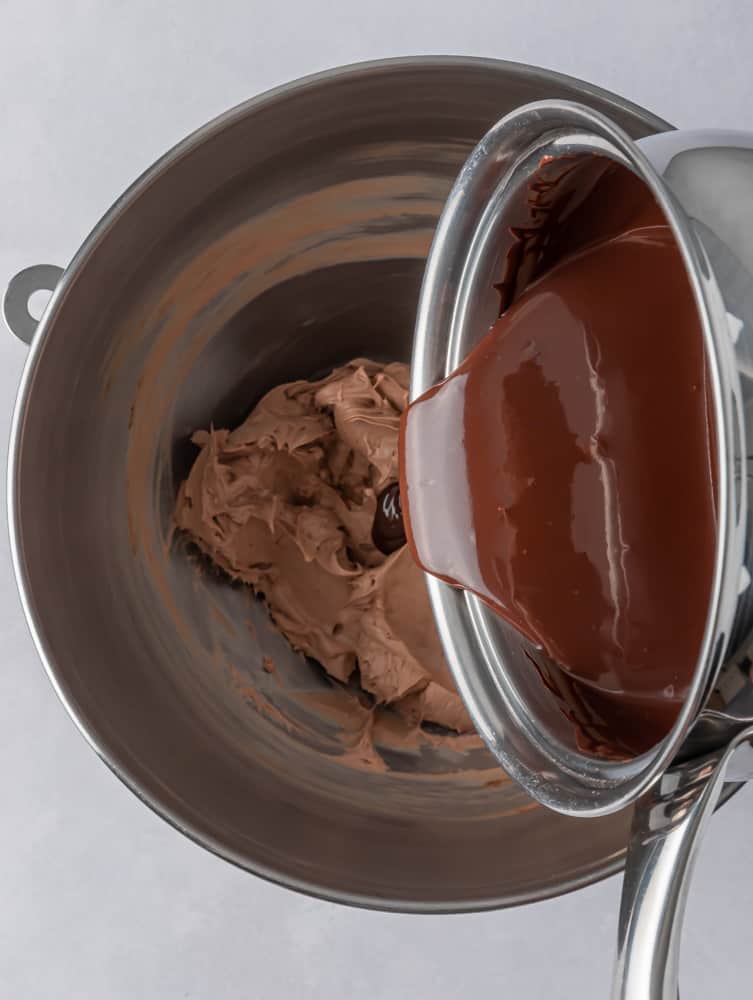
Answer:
5, 57, 669, 911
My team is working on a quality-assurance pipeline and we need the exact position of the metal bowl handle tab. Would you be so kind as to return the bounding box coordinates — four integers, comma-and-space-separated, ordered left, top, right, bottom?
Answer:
3, 265, 64, 345
614, 723, 753, 999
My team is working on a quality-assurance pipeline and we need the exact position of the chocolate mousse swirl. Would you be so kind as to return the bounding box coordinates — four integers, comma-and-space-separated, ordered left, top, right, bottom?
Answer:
174, 359, 472, 733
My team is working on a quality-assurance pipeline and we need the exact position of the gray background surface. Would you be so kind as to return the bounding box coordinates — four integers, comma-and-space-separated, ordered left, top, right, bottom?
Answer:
2, 2, 752, 997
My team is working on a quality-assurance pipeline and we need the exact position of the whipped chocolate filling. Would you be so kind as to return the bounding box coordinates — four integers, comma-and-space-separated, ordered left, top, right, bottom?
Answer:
174, 359, 473, 734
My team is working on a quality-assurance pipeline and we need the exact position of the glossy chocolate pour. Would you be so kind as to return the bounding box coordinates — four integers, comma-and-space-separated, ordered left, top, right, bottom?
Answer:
400, 163, 717, 757
372, 482, 406, 554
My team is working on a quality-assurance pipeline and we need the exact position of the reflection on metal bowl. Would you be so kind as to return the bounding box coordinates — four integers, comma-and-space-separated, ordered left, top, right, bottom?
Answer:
8, 57, 670, 910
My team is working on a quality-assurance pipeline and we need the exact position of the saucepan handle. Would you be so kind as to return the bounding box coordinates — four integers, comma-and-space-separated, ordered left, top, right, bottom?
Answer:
613, 724, 753, 999
3, 264, 64, 345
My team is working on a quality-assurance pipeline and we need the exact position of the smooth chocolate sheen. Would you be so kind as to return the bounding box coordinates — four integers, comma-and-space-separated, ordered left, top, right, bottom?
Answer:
372, 482, 407, 554
400, 164, 717, 757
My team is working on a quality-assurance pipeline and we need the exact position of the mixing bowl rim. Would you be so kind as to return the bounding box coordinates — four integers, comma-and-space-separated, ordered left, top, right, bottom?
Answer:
7, 55, 672, 912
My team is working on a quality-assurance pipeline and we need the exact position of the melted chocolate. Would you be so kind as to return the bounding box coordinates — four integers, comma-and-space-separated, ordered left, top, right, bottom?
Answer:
400, 163, 717, 757
372, 482, 406, 554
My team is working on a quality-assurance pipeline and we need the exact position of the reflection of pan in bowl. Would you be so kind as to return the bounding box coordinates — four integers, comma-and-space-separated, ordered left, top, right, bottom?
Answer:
8, 58, 670, 911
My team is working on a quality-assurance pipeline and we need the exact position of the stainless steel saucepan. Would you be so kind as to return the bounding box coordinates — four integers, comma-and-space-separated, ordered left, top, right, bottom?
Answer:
411, 100, 753, 996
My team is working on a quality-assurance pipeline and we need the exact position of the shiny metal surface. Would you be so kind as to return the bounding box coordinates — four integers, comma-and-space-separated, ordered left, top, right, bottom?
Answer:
410, 100, 753, 985
614, 724, 753, 1000
5, 59, 668, 911
411, 102, 753, 815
